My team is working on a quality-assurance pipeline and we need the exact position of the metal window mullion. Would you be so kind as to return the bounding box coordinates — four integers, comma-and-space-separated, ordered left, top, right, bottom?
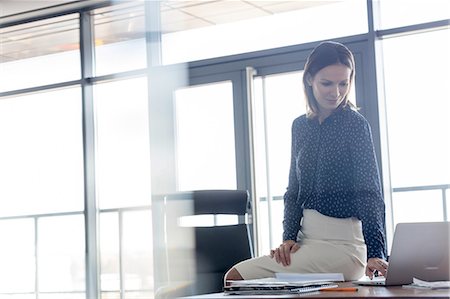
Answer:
34, 217, 39, 299
119, 211, 125, 299
261, 76, 273, 249
144, 0, 162, 67
442, 188, 448, 222
366, 0, 396, 252
245, 66, 259, 255
80, 10, 100, 299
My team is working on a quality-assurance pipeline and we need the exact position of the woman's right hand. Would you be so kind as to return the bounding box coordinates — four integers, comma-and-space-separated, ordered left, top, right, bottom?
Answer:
270, 240, 300, 266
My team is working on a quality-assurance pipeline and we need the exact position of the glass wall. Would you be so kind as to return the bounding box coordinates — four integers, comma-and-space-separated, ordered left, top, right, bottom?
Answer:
0, 14, 80, 92
93, 3, 147, 76
378, 0, 450, 29
0, 88, 84, 216
174, 82, 237, 191
0, 2, 153, 298
381, 28, 450, 227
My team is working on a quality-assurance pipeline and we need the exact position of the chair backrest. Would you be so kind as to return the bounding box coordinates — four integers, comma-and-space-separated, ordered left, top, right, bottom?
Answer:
163, 189, 253, 295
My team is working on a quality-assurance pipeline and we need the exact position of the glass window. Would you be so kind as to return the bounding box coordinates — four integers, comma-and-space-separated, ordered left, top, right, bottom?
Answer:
0, 88, 84, 217
99, 210, 154, 298
94, 77, 151, 209
0, 14, 80, 92
94, 3, 147, 76
392, 190, 444, 225
382, 29, 450, 189
382, 29, 450, 226
122, 210, 153, 295
378, 0, 450, 30
253, 71, 305, 253
100, 212, 120, 293
0, 219, 35, 293
38, 215, 85, 293
161, 0, 367, 64
174, 82, 237, 191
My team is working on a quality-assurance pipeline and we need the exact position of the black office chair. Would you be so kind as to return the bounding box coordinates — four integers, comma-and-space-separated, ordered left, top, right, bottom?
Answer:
162, 189, 253, 296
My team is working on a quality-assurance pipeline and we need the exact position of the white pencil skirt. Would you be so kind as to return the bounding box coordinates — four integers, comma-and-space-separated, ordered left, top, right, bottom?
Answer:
233, 209, 367, 281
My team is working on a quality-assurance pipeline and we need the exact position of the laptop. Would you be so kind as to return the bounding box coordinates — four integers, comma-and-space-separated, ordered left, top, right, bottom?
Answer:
354, 221, 450, 286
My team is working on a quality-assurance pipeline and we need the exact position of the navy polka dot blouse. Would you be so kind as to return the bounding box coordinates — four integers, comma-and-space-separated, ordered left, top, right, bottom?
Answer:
283, 105, 387, 260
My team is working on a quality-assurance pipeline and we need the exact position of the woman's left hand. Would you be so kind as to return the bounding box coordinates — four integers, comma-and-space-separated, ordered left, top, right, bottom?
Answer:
365, 257, 388, 279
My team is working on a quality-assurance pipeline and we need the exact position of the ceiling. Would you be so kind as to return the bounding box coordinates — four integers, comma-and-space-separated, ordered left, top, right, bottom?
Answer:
0, 0, 331, 33
0, 0, 334, 62
159, 0, 329, 33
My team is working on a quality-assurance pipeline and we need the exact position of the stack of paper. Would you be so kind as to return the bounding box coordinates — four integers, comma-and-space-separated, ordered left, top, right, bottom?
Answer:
224, 273, 344, 295
275, 272, 345, 283
403, 278, 450, 290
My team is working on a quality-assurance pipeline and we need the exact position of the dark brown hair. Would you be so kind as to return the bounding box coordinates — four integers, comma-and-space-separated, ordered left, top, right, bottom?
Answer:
303, 41, 357, 118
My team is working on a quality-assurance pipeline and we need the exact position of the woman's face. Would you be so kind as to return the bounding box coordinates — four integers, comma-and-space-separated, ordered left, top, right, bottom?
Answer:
308, 64, 352, 119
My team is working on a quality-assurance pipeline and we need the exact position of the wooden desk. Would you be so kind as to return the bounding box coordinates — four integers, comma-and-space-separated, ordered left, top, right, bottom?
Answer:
185, 282, 450, 299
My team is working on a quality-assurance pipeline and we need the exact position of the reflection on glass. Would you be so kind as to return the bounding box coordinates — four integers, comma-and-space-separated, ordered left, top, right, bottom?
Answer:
94, 3, 147, 75
0, 14, 80, 92
175, 82, 237, 190
382, 29, 450, 188
162, 1, 367, 64
100, 213, 120, 292
0, 88, 84, 217
378, 0, 450, 30
0, 219, 35, 293
38, 215, 85, 292
392, 190, 443, 225
122, 211, 153, 292
94, 77, 151, 209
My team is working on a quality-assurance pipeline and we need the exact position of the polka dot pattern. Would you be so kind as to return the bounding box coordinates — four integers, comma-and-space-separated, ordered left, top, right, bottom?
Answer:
283, 106, 387, 259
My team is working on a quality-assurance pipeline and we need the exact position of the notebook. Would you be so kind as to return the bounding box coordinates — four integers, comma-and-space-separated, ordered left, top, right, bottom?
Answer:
354, 222, 450, 286
224, 279, 338, 295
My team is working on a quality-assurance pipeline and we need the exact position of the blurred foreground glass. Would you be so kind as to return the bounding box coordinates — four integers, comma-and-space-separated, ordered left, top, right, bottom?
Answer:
94, 77, 151, 209
377, 0, 450, 30
0, 14, 80, 92
0, 87, 84, 217
161, 0, 367, 64
94, 2, 147, 76
174, 82, 237, 190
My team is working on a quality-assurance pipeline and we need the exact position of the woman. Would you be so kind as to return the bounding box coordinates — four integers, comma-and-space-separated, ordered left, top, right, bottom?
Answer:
225, 41, 388, 283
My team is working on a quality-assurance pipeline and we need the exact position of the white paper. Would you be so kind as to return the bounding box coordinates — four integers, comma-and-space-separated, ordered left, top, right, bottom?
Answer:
275, 272, 345, 282
406, 278, 450, 289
